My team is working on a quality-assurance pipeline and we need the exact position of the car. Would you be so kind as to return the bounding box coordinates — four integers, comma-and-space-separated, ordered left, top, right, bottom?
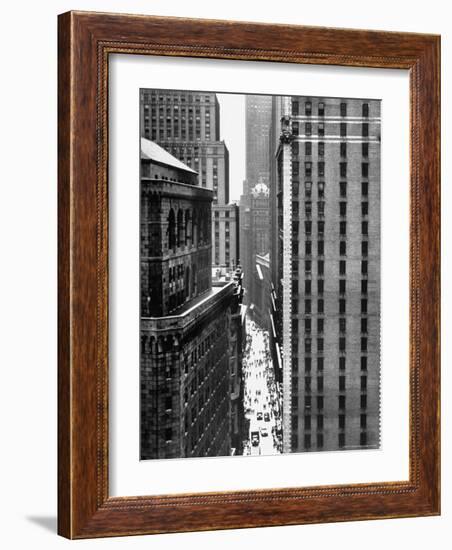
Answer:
264, 412, 270, 422
260, 427, 269, 437
256, 411, 263, 421
251, 431, 260, 446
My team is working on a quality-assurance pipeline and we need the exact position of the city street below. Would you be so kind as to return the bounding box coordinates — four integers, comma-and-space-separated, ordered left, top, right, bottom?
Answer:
242, 315, 282, 456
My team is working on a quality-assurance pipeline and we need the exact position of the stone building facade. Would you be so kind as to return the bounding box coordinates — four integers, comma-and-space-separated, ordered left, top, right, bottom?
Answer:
140, 89, 234, 269
140, 138, 241, 459
212, 202, 240, 268
269, 96, 381, 454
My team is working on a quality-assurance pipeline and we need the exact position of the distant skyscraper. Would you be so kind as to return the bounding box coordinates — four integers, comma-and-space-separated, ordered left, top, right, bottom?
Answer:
269, 96, 381, 454
245, 95, 273, 185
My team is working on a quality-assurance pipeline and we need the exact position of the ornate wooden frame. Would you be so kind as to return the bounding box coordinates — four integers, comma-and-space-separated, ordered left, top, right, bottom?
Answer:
58, 10, 440, 539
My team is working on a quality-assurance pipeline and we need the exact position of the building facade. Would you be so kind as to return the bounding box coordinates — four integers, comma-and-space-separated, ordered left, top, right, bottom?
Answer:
140, 89, 231, 269
212, 202, 240, 268
270, 96, 381, 454
140, 138, 241, 459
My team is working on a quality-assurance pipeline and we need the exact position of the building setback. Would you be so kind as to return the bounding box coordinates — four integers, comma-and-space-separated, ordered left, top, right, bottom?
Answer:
140, 138, 241, 459
140, 89, 236, 269
270, 96, 381, 453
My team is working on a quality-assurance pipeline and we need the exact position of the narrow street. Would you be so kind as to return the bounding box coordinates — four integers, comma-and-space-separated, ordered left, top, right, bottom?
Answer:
242, 315, 282, 456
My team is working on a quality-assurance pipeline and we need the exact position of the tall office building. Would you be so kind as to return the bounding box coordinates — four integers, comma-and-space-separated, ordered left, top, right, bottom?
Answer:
212, 203, 240, 268
241, 96, 273, 299
270, 96, 381, 453
140, 89, 233, 267
140, 138, 241, 459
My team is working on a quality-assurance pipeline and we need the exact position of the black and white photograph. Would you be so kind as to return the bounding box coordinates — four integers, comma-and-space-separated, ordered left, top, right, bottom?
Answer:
139, 89, 381, 460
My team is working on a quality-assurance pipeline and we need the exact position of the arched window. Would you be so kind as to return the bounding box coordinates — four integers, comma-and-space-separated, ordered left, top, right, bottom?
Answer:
185, 210, 191, 245
167, 208, 176, 250
177, 209, 184, 247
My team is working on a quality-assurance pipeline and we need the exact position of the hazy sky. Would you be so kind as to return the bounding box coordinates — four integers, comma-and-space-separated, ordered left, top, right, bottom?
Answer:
217, 93, 246, 202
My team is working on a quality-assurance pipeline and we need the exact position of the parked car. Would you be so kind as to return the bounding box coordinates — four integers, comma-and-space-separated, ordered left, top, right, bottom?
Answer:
256, 411, 263, 421
264, 412, 270, 422
260, 427, 269, 437
251, 431, 260, 446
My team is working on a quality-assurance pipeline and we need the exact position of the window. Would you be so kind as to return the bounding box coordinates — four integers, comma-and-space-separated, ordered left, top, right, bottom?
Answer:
305, 101, 312, 116
362, 123, 369, 137
304, 434, 311, 449
304, 357, 311, 372
305, 395, 312, 410
339, 260, 346, 275
305, 201, 312, 217
317, 299, 324, 314
318, 102, 325, 116
361, 375, 367, 391
165, 397, 172, 410
318, 201, 325, 217
305, 374, 311, 390
340, 122, 347, 137
292, 141, 299, 155
340, 102, 347, 116
362, 142, 369, 157
305, 141, 312, 155
304, 318, 311, 334
362, 241, 368, 256
317, 376, 324, 392
361, 394, 367, 409
305, 279, 311, 295
305, 122, 312, 136
292, 122, 299, 136
362, 221, 369, 235
361, 337, 368, 352
361, 356, 367, 371
339, 395, 346, 410
340, 141, 347, 157
339, 357, 346, 370
362, 261, 368, 276
305, 240, 312, 256
305, 338, 312, 354
339, 337, 346, 352
339, 279, 346, 294
318, 161, 325, 177
318, 221, 325, 236
292, 100, 299, 115
318, 260, 324, 275
317, 395, 324, 410
305, 299, 311, 314
292, 161, 299, 176
339, 299, 346, 314
338, 414, 346, 431
340, 181, 347, 197
361, 298, 368, 314
362, 202, 369, 216
318, 181, 325, 198
318, 123, 325, 137
362, 162, 369, 178
318, 142, 324, 156
340, 221, 347, 235
304, 414, 311, 430
305, 260, 312, 274
305, 181, 312, 196
317, 318, 324, 333
361, 317, 368, 333
165, 428, 172, 441
340, 162, 347, 178
339, 317, 346, 333
361, 413, 367, 429
362, 103, 369, 117
362, 181, 369, 196
291, 415, 298, 430
360, 432, 368, 446
361, 279, 368, 294
340, 201, 347, 216
340, 241, 346, 255
317, 279, 324, 295
305, 161, 312, 177
339, 375, 346, 392
318, 240, 324, 256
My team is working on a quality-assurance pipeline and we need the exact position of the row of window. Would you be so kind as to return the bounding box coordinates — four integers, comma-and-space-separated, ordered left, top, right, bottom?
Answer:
292, 122, 371, 137
291, 100, 370, 118
293, 141, 370, 158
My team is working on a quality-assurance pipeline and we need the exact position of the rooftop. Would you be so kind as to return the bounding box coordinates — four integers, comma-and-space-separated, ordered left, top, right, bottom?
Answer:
140, 138, 197, 175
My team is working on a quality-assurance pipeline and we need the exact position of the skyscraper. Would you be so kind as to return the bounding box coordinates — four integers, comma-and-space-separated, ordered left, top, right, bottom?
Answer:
140, 138, 241, 459
270, 96, 381, 453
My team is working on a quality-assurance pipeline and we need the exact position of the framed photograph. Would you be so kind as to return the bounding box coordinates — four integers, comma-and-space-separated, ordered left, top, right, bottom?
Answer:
58, 11, 440, 538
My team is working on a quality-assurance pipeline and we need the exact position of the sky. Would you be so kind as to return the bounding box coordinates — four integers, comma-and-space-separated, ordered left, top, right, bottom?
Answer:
217, 93, 246, 202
